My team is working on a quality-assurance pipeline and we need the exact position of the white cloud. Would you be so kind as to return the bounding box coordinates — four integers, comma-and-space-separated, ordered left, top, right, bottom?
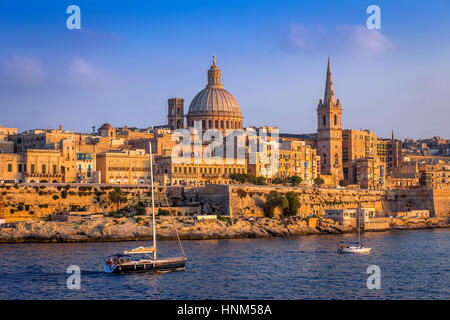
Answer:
287, 24, 393, 56
336, 25, 393, 56
67, 57, 114, 90
0, 56, 46, 89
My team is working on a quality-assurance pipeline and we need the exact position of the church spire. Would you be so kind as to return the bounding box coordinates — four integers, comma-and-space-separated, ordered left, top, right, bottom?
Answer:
324, 57, 335, 105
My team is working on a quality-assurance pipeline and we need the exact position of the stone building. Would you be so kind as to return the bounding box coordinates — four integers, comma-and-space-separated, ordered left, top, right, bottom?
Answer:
24, 149, 63, 183
316, 58, 343, 185
0, 125, 18, 141
0, 153, 23, 183
277, 140, 319, 185
418, 161, 450, 188
355, 157, 385, 189
342, 129, 378, 185
153, 154, 247, 187
96, 149, 151, 184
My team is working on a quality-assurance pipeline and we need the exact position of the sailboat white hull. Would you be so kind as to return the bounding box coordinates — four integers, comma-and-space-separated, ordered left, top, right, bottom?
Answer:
338, 246, 372, 254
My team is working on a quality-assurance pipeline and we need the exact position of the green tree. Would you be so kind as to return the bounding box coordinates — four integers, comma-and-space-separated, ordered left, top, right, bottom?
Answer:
285, 191, 301, 217
272, 177, 287, 185
289, 176, 302, 186
263, 191, 287, 218
314, 178, 325, 187
108, 187, 127, 212
256, 176, 267, 185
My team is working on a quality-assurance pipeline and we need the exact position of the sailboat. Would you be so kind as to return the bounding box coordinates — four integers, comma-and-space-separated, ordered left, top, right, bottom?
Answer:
104, 143, 187, 273
338, 208, 372, 254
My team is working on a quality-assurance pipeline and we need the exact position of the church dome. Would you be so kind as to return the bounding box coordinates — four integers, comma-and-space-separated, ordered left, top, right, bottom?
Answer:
188, 87, 241, 116
187, 57, 242, 117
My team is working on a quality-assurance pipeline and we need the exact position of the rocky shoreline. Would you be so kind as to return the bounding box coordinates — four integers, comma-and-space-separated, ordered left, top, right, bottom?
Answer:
1, 216, 449, 243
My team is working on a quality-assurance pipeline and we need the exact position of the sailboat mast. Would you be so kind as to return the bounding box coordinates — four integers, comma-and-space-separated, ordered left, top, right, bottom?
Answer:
358, 208, 361, 243
149, 142, 157, 260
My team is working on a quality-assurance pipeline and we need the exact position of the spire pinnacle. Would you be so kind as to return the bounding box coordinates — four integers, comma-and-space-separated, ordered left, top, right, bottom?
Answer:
324, 57, 335, 105
212, 55, 216, 66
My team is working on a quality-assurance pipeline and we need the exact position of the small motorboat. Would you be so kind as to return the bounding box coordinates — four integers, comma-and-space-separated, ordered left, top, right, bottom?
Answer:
337, 241, 372, 254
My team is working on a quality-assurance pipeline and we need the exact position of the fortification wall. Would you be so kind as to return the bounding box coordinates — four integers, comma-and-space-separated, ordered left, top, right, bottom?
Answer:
432, 188, 450, 217
386, 188, 450, 217
227, 185, 385, 218
0, 185, 158, 222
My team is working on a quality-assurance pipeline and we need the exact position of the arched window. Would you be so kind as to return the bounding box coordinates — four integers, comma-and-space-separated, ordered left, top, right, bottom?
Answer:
323, 154, 327, 165
335, 153, 339, 165
208, 120, 212, 128
202, 120, 206, 129
334, 114, 337, 126
231, 121, 234, 129
221, 120, 224, 129
226, 121, 229, 129
323, 115, 326, 126
215, 120, 218, 128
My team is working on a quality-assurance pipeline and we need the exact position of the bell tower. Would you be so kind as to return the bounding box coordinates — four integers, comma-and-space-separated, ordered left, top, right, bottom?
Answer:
168, 98, 185, 130
317, 58, 343, 185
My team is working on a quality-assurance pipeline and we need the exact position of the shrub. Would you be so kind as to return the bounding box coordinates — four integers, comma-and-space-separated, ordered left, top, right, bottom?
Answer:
289, 176, 302, 186
61, 190, 68, 199
272, 177, 287, 185
10, 209, 15, 214
135, 204, 146, 216
52, 195, 59, 200
17, 205, 24, 211
263, 191, 287, 218
25, 205, 30, 211
236, 189, 247, 198
158, 209, 170, 216
256, 176, 267, 185
314, 178, 325, 186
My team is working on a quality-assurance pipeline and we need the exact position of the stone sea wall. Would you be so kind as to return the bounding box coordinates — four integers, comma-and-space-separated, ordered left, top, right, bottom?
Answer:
0, 184, 160, 222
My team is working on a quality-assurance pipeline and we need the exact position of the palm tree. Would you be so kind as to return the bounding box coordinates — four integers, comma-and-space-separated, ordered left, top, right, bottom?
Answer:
108, 187, 127, 212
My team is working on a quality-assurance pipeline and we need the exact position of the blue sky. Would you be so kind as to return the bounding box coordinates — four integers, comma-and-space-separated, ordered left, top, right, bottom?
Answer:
0, 0, 449, 139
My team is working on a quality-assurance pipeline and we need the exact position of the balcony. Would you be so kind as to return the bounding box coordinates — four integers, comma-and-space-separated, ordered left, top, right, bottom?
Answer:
26, 173, 62, 178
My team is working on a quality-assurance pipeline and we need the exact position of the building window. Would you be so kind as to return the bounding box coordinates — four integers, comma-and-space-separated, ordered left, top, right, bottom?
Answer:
323, 115, 326, 126
215, 120, 218, 128
42, 164, 46, 174
18, 164, 22, 172
334, 114, 337, 126
53, 165, 57, 174
7, 164, 12, 172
